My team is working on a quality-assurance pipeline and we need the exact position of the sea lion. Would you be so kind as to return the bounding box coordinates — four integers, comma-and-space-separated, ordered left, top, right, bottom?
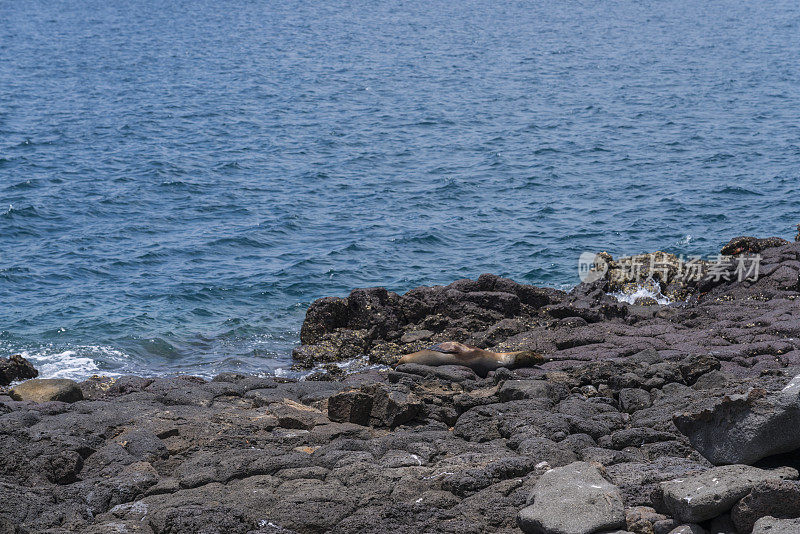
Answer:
396, 341, 544, 377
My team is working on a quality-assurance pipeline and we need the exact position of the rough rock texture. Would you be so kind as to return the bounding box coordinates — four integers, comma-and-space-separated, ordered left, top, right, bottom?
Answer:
3, 234, 800, 533
752, 516, 800, 534
658, 465, 798, 523
517, 461, 625, 534
674, 375, 800, 465
10, 378, 83, 403
0, 354, 38, 386
295, 236, 800, 372
731, 479, 800, 533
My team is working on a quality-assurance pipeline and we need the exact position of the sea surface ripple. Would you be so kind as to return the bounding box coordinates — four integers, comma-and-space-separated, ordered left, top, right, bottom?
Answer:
2, 0, 800, 378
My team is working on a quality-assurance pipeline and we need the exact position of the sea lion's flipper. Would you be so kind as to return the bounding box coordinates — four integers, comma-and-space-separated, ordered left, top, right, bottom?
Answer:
509, 350, 545, 368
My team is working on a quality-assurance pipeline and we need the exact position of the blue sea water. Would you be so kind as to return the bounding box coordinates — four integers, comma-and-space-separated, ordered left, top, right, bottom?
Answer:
2, 0, 800, 379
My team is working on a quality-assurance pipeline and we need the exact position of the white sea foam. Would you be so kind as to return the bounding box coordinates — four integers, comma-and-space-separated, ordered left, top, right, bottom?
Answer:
275, 355, 388, 380
609, 281, 672, 306
12, 346, 129, 381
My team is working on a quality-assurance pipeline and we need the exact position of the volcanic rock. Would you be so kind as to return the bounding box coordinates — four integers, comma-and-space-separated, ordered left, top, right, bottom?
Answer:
731, 479, 800, 533
517, 461, 625, 534
752, 516, 800, 534
658, 465, 798, 523
0, 354, 37, 386
674, 375, 800, 465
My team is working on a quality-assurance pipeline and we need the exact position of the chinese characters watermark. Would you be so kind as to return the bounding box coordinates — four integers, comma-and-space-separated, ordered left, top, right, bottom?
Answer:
578, 253, 761, 284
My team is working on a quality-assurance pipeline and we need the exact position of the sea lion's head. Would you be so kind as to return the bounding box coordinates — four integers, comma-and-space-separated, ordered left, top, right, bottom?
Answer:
509, 350, 545, 369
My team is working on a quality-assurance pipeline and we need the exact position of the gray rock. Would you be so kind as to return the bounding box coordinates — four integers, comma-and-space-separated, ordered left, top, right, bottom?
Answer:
499, 380, 560, 402
269, 400, 328, 430
659, 465, 799, 523
625, 506, 669, 534
679, 354, 721, 385
654, 519, 682, 534
517, 461, 625, 534
674, 375, 800, 465
619, 388, 651, 413
368, 385, 422, 427
514, 437, 578, 466
608, 427, 676, 449
114, 428, 168, 462
10, 378, 83, 403
692, 370, 730, 390
327, 389, 373, 425
731, 479, 800, 534
668, 526, 707, 534
605, 456, 707, 508
752, 516, 800, 534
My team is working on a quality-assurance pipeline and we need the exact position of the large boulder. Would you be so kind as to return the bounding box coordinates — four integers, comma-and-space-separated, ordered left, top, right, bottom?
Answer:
326, 384, 422, 428
720, 236, 789, 256
674, 375, 800, 465
10, 378, 83, 403
368, 384, 422, 427
731, 479, 800, 533
498, 380, 563, 402
327, 389, 373, 425
0, 354, 38, 386
752, 516, 800, 534
517, 461, 625, 534
658, 465, 798, 523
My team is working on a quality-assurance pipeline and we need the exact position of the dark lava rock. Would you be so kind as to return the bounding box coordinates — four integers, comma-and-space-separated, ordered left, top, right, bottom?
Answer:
327, 389, 374, 425
294, 274, 563, 366
367, 384, 422, 427
619, 388, 652, 413
752, 516, 800, 533
498, 380, 565, 403
658, 465, 798, 523
707, 514, 737, 534
679, 355, 721, 386
327, 383, 422, 428
674, 375, 800, 465
0, 354, 38, 386
720, 236, 789, 256
731, 479, 800, 533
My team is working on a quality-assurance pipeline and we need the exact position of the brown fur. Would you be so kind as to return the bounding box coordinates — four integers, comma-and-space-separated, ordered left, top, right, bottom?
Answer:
397, 341, 543, 376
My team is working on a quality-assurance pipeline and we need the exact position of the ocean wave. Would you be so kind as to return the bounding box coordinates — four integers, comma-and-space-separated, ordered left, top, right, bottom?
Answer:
2, 204, 39, 218
12, 345, 130, 381
608, 280, 671, 306
717, 186, 763, 196
274, 355, 388, 381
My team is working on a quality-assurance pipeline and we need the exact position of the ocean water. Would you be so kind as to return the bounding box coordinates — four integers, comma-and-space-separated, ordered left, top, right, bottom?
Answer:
2, 0, 800, 379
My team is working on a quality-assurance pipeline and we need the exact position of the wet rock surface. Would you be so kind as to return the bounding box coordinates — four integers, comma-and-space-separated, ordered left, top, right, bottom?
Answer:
3, 235, 800, 533
0, 354, 37, 387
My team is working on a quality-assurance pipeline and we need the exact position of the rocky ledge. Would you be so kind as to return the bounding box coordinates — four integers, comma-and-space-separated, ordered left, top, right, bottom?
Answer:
2, 233, 800, 534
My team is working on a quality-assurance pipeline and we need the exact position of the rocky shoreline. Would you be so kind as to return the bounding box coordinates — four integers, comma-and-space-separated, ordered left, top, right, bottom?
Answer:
3, 233, 800, 533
